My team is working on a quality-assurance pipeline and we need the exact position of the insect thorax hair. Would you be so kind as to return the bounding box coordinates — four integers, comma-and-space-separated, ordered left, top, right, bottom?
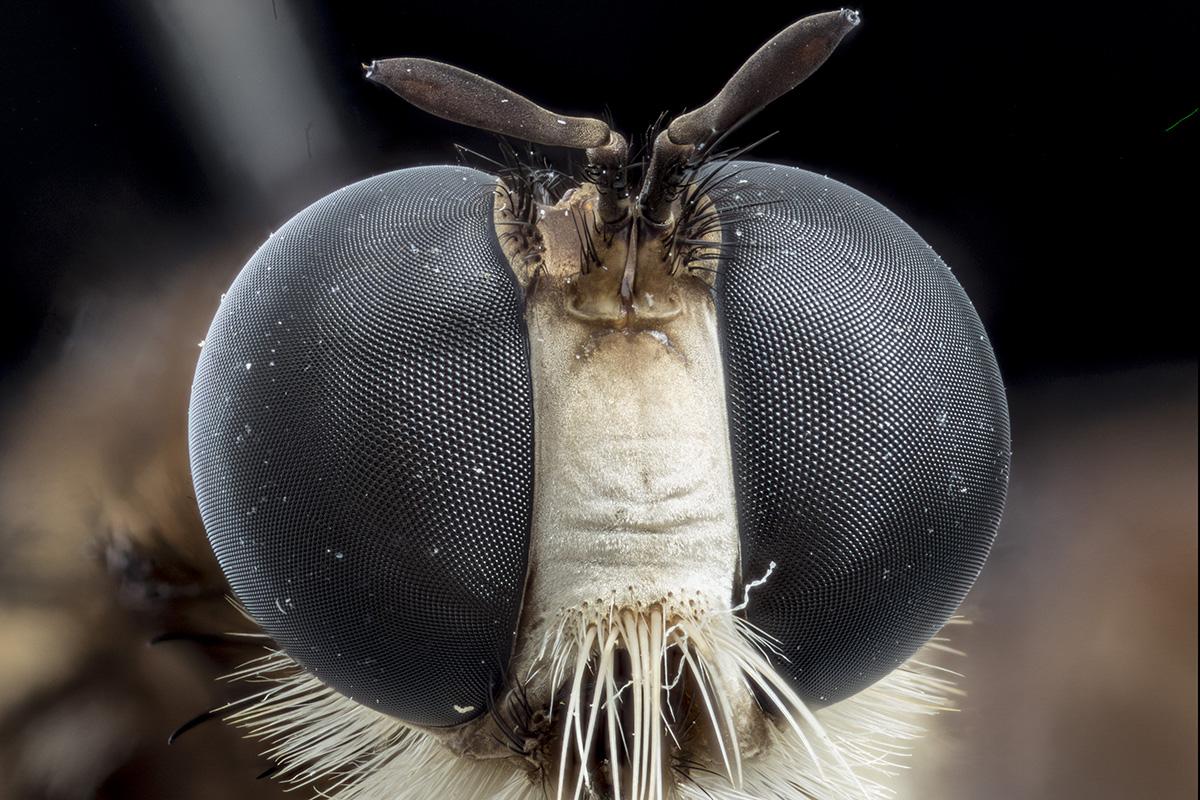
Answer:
219, 606, 961, 800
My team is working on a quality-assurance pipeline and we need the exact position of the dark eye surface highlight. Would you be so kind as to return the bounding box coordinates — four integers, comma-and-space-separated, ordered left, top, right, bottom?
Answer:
188, 166, 534, 726
713, 162, 1010, 706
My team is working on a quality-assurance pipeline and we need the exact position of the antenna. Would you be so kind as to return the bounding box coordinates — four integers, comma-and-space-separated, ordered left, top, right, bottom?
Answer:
366, 58, 631, 222
639, 9, 861, 222
365, 58, 612, 149
367, 10, 860, 231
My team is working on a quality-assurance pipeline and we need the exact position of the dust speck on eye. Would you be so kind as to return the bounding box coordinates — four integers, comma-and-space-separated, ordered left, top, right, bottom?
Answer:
453, 704, 476, 714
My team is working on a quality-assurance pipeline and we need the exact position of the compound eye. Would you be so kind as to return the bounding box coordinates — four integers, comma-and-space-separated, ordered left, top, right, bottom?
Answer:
188, 166, 534, 726
715, 163, 1010, 706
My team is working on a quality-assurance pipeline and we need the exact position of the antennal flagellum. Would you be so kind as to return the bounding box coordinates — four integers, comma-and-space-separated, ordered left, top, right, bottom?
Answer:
365, 57, 612, 150
639, 9, 860, 225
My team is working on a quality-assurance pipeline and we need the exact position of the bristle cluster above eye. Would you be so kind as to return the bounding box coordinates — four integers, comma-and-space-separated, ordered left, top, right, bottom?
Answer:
664, 135, 785, 276
462, 138, 583, 281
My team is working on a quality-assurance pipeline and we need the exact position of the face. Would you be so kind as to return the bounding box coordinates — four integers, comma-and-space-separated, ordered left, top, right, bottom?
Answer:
187, 10, 1009, 800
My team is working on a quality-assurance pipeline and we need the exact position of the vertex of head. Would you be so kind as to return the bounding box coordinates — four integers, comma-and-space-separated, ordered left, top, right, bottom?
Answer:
365, 10, 860, 318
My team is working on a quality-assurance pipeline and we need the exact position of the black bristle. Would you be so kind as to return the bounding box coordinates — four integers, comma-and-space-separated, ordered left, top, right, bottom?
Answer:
167, 708, 219, 745
167, 693, 261, 745
256, 764, 282, 781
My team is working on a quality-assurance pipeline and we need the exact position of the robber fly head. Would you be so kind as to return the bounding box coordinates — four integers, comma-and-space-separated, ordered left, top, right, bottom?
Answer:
186, 10, 1009, 799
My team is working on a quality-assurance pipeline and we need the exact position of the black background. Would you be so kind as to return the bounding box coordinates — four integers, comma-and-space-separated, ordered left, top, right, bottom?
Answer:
2, 0, 1195, 389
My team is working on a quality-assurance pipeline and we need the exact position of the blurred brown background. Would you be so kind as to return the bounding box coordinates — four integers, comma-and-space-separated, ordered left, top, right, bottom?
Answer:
1, 1, 1195, 798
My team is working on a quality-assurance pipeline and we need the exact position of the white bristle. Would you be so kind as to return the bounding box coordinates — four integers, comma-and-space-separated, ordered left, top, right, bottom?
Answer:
214, 606, 963, 800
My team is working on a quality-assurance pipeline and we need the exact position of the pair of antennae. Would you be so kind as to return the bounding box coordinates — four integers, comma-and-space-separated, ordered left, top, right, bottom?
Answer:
365, 9, 860, 223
